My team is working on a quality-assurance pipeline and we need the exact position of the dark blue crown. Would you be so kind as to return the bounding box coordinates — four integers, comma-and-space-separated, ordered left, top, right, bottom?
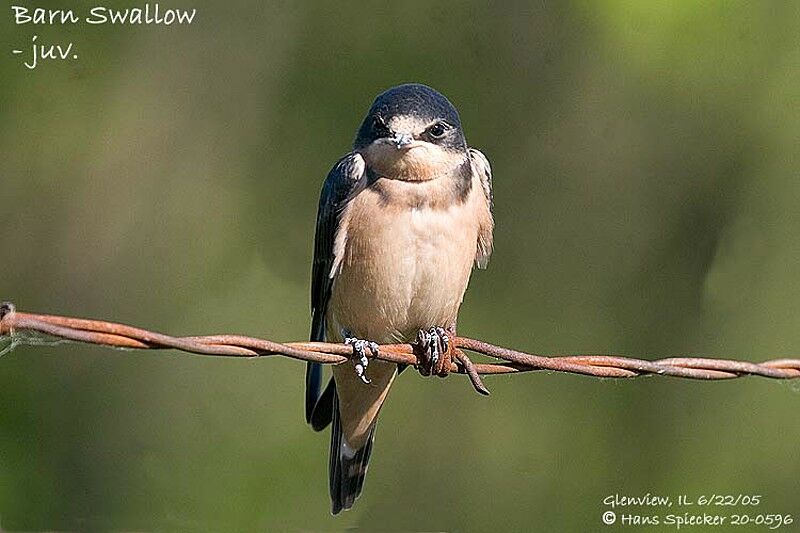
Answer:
367, 84, 461, 127
354, 84, 464, 149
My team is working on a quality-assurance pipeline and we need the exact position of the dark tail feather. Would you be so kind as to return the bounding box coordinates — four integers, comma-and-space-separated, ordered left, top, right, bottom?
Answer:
305, 362, 323, 423
329, 390, 377, 514
310, 378, 335, 431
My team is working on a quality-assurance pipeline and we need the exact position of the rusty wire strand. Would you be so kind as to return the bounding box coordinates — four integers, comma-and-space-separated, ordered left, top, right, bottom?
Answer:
1, 302, 798, 395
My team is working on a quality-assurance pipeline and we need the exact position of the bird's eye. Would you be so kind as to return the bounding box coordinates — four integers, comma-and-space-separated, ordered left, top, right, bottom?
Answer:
427, 122, 449, 139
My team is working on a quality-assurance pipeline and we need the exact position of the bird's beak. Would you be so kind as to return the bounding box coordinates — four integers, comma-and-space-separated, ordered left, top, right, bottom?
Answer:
391, 132, 414, 149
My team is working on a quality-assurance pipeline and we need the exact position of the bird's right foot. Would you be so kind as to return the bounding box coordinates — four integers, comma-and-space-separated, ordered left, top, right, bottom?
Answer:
343, 330, 379, 385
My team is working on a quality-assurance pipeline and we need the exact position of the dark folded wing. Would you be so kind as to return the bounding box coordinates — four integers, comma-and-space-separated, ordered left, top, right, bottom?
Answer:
306, 152, 367, 426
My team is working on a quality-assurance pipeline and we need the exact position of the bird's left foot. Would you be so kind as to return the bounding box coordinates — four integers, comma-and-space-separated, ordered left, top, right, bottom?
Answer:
416, 327, 453, 377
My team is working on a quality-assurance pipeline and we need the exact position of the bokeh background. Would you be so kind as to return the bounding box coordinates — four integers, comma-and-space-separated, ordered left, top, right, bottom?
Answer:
1, 1, 799, 531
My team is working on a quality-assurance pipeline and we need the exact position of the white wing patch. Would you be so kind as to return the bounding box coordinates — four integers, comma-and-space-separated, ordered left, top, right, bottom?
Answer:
330, 154, 367, 280
469, 148, 494, 269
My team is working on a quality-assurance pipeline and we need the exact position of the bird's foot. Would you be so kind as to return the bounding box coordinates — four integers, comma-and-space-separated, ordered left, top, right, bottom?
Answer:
343, 331, 379, 385
416, 326, 453, 377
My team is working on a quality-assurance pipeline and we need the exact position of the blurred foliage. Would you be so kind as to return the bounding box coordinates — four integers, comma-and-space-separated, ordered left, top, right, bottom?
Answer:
1, 1, 799, 531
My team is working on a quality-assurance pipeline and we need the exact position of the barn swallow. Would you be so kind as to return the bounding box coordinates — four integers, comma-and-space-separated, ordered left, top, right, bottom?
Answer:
305, 83, 494, 514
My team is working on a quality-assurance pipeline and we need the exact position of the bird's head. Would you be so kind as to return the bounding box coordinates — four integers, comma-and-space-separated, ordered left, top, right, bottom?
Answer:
354, 84, 468, 181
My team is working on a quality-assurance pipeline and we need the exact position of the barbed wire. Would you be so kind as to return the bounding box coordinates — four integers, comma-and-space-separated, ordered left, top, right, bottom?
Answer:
1, 302, 798, 395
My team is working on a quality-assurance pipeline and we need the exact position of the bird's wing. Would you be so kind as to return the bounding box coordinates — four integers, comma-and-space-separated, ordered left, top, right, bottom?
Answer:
469, 148, 494, 268
306, 152, 367, 428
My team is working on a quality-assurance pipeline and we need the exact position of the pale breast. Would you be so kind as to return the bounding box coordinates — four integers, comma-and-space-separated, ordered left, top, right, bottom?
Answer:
327, 175, 485, 343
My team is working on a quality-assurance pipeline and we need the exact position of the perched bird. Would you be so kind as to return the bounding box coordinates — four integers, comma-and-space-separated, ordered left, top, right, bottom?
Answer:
305, 83, 494, 514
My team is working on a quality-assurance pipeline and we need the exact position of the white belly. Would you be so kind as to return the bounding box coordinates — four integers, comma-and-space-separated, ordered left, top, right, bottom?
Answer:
327, 179, 482, 343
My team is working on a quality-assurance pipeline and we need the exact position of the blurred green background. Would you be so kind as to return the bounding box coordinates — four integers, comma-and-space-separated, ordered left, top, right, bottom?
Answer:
1, 1, 799, 531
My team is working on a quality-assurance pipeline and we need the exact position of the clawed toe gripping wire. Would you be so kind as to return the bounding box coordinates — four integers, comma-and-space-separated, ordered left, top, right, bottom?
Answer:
1, 302, 798, 394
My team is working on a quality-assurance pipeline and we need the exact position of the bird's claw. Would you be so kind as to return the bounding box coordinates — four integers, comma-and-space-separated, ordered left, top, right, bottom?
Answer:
344, 335, 379, 385
416, 327, 451, 377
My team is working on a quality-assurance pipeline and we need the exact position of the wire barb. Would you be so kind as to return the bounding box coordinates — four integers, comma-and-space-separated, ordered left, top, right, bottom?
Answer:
0, 303, 798, 393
